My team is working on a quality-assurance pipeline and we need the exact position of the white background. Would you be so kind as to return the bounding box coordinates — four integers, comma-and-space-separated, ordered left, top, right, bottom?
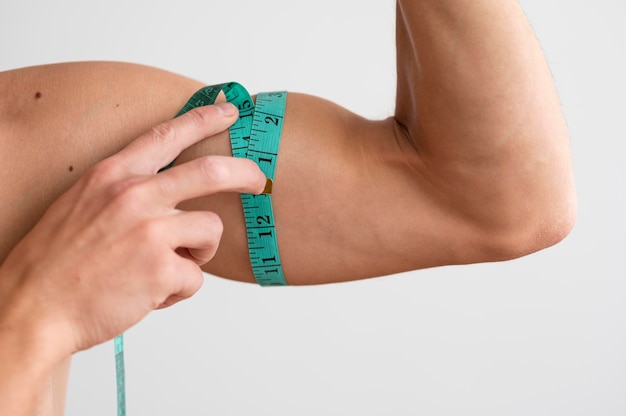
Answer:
1, 1, 625, 415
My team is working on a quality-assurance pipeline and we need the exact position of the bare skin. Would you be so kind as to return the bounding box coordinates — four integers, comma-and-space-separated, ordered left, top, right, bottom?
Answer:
0, 1, 576, 414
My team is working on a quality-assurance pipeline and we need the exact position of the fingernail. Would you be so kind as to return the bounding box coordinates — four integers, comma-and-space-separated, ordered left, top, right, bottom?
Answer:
216, 102, 237, 116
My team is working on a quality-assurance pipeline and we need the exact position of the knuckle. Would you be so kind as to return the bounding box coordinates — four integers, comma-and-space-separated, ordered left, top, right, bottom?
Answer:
153, 251, 175, 275
107, 178, 151, 214
147, 120, 177, 144
151, 262, 177, 295
136, 218, 166, 244
198, 156, 230, 186
82, 158, 124, 188
203, 211, 224, 238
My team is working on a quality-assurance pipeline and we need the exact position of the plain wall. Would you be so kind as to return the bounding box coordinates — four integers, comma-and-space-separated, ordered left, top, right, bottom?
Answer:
1, 1, 624, 415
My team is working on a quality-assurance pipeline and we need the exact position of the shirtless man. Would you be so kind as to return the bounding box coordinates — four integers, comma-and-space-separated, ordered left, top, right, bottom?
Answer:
0, 1, 576, 414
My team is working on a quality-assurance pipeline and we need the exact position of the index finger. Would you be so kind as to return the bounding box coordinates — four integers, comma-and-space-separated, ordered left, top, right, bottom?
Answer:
117, 103, 239, 174
154, 155, 267, 206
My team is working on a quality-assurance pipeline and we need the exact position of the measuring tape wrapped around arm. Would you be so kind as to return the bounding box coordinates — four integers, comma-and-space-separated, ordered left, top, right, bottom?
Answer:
174, 82, 288, 286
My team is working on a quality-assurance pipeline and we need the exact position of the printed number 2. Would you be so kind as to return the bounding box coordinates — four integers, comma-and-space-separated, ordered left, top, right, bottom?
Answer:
256, 215, 270, 225
265, 116, 279, 126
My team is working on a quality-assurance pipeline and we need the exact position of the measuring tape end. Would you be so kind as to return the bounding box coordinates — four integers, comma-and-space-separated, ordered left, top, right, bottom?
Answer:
262, 178, 273, 194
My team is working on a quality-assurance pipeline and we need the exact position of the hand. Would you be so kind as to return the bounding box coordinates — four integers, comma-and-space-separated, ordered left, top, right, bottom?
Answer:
0, 102, 266, 359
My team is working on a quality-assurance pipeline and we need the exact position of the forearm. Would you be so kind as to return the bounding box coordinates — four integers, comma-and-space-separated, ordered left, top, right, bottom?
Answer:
396, 0, 549, 143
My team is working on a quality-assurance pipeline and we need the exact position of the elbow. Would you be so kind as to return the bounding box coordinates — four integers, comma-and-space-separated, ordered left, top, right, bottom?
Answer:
528, 170, 578, 255
528, 199, 577, 256
489, 189, 578, 262
546, 192, 578, 246
470, 168, 578, 263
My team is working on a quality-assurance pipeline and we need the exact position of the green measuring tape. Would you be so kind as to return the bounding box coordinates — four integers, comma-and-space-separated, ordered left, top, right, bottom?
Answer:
175, 82, 288, 286
115, 82, 287, 415
114, 334, 125, 416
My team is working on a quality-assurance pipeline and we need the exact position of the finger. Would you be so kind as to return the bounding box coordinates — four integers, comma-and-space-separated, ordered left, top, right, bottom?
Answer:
153, 211, 218, 309
166, 210, 224, 265
153, 155, 267, 206
117, 103, 239, 174
157, 258, 205, 309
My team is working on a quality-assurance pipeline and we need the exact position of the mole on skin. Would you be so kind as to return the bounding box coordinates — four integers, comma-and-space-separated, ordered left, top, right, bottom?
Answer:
35, 92, 42, 99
